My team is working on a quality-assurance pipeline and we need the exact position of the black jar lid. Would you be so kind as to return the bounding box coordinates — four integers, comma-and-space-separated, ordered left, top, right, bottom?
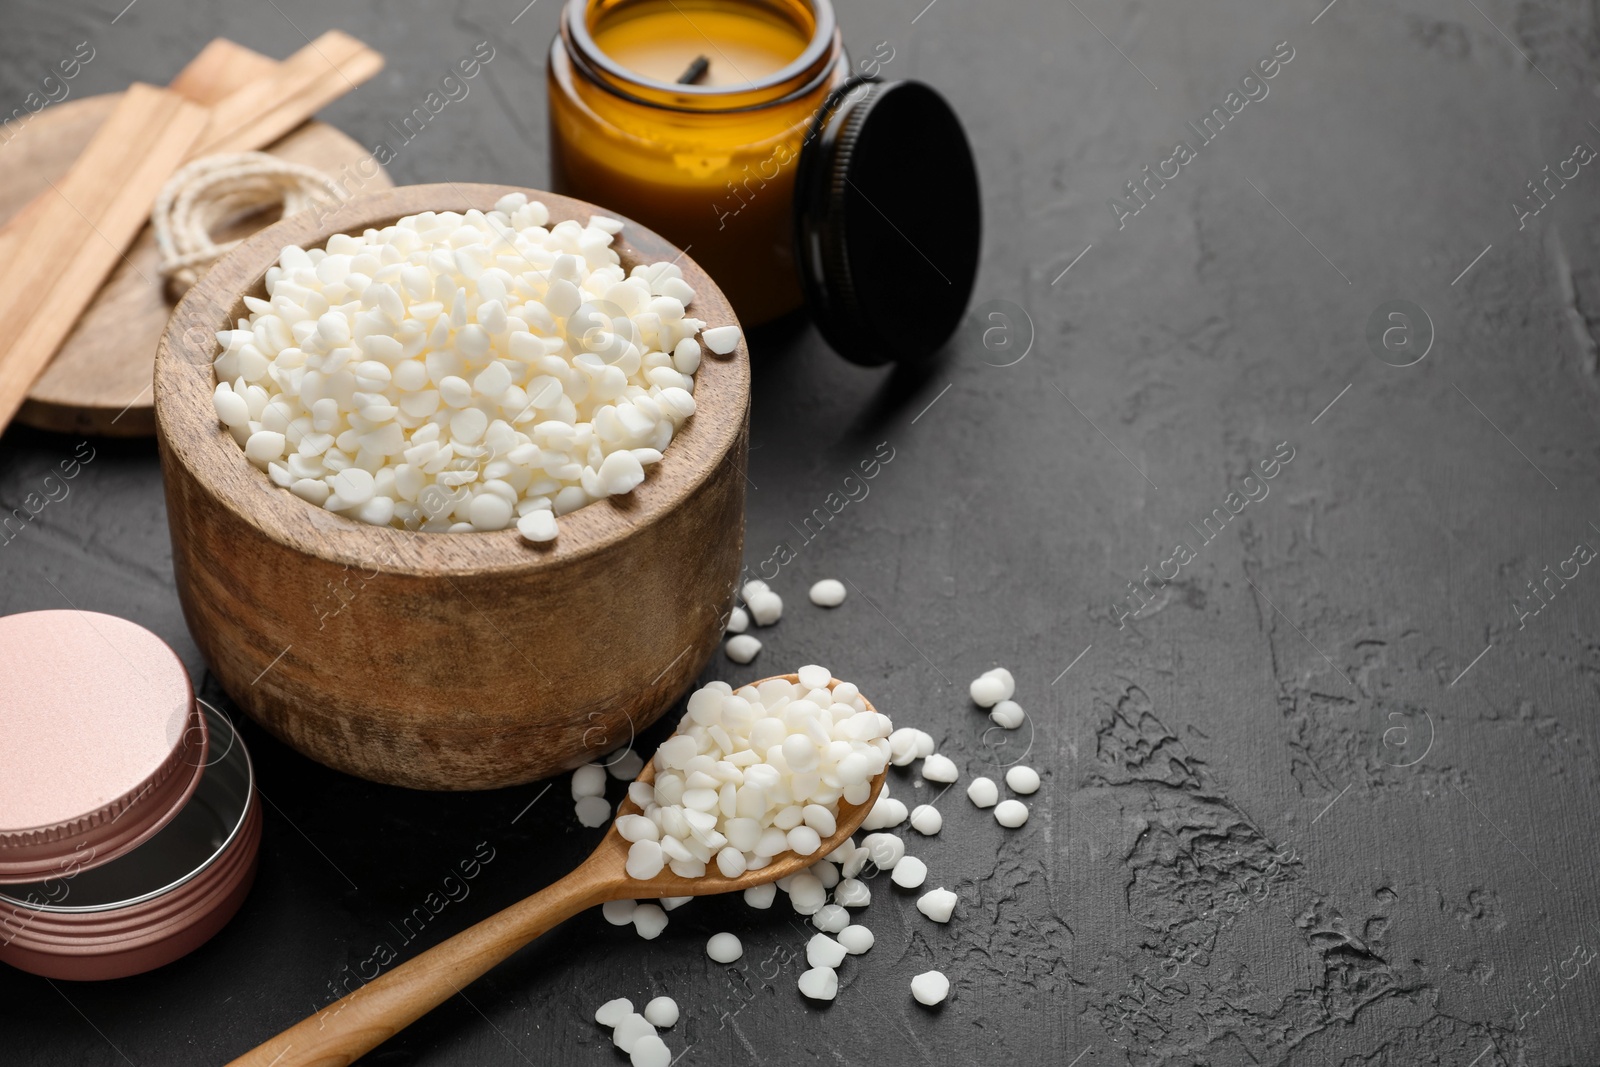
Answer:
793, 77, 982, 367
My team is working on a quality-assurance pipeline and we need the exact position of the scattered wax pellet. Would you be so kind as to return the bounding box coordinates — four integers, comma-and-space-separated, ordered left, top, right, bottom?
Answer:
990, 700, 1025, 729
812, 904, 850, 932
917, 887, 958, 922
994, 799, 1029, 828
910, 970, 950, 1006
1006, 765, 1041, 794
834, 878, 871, 907
806, 934, 847, 968
969, 674, 1006, 707
631, 1035, 671, 1067
643, 996, 679, 1027
572, 763, 607, 798
725, 634, 762, 663
575, 795, 611, 827
921, 754, 959, 783
798, 966, 838, 1001
862, 833, 905, 870
967, 777, 999, 808
632, 903, 669, 939
726, 606, 750, 633
891, 855, 928, 889
746, 589, 783, 626
909, 804, 943, 835
612, 1013, 655, 1052
706, 932, 743, 963
595, 997, 633, 1027
862, 796, 908, 830
608, 748, 645, 780
744, 883, 777, 909
701, 324, 742, 355
838, 925, 875, 954
601, 899, 637, 926
658, 896, 691, 911
809, 578, 846, 606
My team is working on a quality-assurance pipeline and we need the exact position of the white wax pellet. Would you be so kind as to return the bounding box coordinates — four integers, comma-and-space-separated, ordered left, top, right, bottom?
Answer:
909, 804, 943, 835
517, 509, 558, 543
888, 729, 920, 767
862, 833, 905, 870
658, 896, 692, 911
891, 855, 928, 889
839, 925, 875, 954
798, 966, 838, 1001
834, 878, 871, 908
726, 606, 749, 633
706, 932, 743, 963
967, 777, 999, 808
601, 899, 637, 926
969, 674, 1006, 707
862, 796, 908, 830
744, 883, 776, 909
725, 634, 762, 663
701, 324, 742, 355
921, 753, 959, 783
797, 664, 832, 690
632, 1036, 671, 1067
983, 667, 1016, 701
626, 840, 665, 880
595, 997, 633, 1027
912, 731, 935, 758
910, 970, 950, 1006
643, 996, 679, 1027
917, 887, 958, 922
994, 799, 1030, 827
787, 872, 827, 914
609, 748, 645, 780
808, 579, 846, 607
632, 903, 668, 939
787, 825, 822, 856
613, 1013, 655, 1052
572, 762, 607, 798
812, 904, 850, 932
806, 934, 847, 968
617, 815, 658, 842
575, 795, 611, 827
1005, 765, 1041, 794
990, 700, 1025, 729
746, 590, 783, 626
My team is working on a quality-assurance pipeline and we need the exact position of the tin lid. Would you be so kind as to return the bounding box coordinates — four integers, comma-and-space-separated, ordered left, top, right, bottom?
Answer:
0, 610, 207, 883
794, 77, 982, 367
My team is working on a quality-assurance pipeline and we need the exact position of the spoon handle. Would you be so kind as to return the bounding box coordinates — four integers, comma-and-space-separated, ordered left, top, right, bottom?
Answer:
226, 858, 616, 1067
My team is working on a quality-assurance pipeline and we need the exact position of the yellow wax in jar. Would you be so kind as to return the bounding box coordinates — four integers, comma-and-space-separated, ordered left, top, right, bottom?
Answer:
549, 0, 846, 325
592, 6, 808, 87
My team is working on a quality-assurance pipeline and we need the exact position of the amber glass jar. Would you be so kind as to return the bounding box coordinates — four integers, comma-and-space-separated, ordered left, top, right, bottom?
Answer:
548, 0, 847, 325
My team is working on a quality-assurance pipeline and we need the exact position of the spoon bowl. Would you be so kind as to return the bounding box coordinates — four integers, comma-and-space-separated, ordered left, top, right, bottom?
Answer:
227, 674, 887, 1066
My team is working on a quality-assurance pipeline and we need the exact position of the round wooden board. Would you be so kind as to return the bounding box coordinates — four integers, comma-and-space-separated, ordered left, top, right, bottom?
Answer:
0, 94, 390, 437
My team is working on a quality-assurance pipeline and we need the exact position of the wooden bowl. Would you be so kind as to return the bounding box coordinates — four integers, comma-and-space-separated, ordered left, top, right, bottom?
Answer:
153, 183, 750, 791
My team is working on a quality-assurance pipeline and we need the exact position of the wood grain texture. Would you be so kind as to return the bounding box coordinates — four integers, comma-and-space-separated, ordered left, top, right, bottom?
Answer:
0, 84, 207, 434
225, 675, 883, 1067
0, 95, 391, 436
155, 183, 751, 790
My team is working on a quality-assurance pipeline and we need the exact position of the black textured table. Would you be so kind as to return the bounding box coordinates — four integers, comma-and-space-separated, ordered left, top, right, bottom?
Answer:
4, 0, 1599, 1064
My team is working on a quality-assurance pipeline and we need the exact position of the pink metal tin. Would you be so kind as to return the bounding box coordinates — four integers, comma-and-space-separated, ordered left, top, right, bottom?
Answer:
0, 611, 260, 980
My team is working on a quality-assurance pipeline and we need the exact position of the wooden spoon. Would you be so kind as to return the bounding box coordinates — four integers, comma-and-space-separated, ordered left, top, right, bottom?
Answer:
227, 674, 887, 1067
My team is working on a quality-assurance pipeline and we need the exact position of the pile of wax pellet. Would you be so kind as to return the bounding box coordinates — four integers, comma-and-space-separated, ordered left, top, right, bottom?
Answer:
618, 665, 892, 882
578, 650, 1056, 1036
211, 194, 743, 539
594, 995, 678, 1067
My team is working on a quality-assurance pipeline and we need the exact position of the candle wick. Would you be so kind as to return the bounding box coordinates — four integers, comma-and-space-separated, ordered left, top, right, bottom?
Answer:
676, 55, 710, 85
